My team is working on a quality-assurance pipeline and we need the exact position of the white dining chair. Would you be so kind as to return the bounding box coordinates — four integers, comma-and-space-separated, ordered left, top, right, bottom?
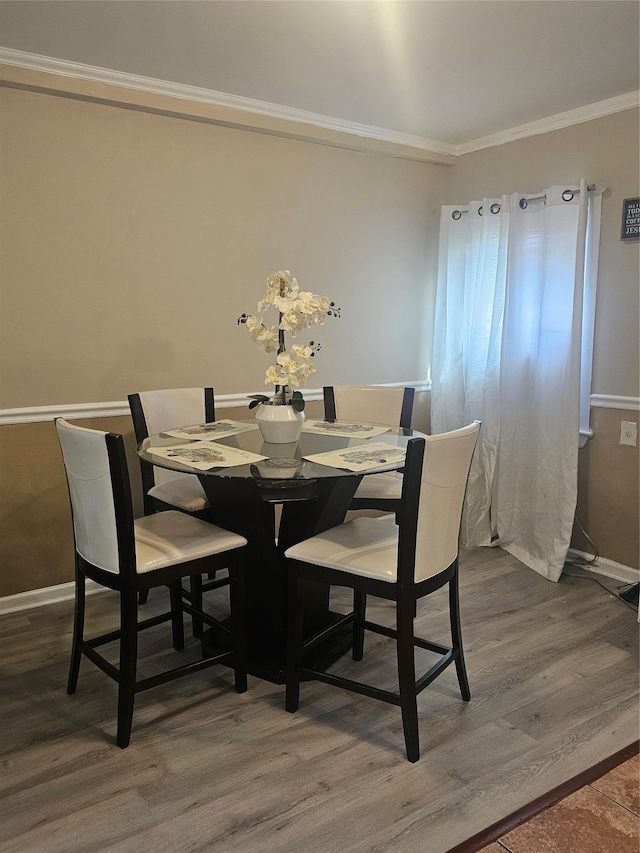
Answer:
323, 385, 415, 513
285, 421, 480, 762
128, 387, 228, 634
56, 417, 248, 749
129, 387, 214, 516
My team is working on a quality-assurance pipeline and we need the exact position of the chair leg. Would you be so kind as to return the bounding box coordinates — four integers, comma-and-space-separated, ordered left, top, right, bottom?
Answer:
190, 574, 204, 638
229, 555, 247, 694
449, 563, 470, 701
397, 596, 419, 762
285, 566, 304, 713
117, 588, 138, 749
169, 582, 185, 651
67, 561, 85, 695
353, 590, 366, 661
138, 589, 149, 604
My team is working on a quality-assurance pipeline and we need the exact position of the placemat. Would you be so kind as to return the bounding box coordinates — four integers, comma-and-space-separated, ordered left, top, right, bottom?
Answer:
147, 441, 267, 470
164, 420, 259, 440
303, 441, 406, 472
301, 420, 390, 439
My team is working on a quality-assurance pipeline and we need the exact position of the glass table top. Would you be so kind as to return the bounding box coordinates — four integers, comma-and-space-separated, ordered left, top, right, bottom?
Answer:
138, 419, 423, 485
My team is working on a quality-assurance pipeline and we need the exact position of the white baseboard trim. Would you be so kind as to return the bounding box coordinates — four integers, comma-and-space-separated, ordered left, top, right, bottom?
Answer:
2, 543, 634, 616
0, 580, 109, 616
567, 549, 639, 585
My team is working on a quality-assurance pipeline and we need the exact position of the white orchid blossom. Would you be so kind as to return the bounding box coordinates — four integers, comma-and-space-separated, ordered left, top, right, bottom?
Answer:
290, 344, 313, 360
244, 315, 279, 353
297, 291, 331, 322
264, 365, 283, 386
239, 270, 339, 407
279, 307, 307, 335
276, 352, 316, 388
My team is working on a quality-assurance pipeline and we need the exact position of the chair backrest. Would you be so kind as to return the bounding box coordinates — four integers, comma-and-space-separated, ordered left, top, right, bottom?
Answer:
128, 388, 215, 488
323, 385, 414, 429
129, 387, 215, 440
399, 422, 480, 584
56, 418, 134, 576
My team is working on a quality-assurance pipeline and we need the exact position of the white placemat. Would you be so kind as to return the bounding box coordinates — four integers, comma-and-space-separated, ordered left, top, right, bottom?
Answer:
303, 441, 406, 472
164, 420, 259, 440
301, 420, 390, 439
147, 441, 267, 470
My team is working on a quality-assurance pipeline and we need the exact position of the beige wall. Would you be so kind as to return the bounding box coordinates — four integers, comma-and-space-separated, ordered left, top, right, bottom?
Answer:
1, 83, 638, 599
0, 82, 441, 597
0, 86, 447, 408
575, 407, 639, 570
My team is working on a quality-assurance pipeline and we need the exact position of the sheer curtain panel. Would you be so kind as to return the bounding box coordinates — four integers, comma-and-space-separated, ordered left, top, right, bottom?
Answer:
431, 181, 601, 581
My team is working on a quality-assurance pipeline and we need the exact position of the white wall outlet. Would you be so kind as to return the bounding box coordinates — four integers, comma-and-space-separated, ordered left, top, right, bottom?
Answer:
620, 421, 637, 447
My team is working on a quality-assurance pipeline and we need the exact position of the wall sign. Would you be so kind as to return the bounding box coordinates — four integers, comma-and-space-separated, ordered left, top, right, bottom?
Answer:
621, 197, 640, 240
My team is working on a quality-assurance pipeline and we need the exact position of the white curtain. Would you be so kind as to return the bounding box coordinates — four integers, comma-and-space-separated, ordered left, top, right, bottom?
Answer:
431, 181, 601, 582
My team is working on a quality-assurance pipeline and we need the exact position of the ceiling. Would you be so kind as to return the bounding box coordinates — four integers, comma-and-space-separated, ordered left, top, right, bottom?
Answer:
0, 0, 638, 147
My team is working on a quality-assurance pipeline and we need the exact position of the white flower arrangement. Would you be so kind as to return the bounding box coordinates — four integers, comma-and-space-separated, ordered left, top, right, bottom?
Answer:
238, 270, 340, 410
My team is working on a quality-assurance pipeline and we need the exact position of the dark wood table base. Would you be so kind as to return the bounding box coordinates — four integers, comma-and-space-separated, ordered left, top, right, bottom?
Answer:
197, 473, 362, 683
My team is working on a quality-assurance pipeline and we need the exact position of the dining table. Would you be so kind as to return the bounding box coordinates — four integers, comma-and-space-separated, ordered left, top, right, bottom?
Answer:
137, 416, 424, 683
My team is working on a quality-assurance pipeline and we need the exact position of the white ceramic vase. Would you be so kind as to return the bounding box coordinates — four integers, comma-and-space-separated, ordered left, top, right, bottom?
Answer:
255, 402, 305, 444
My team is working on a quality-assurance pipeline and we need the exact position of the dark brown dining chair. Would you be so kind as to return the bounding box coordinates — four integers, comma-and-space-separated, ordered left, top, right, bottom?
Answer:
285, 421, 480, 762
56, 417, 248, 749
128, 387, 229, 634
323, 385, 415, 513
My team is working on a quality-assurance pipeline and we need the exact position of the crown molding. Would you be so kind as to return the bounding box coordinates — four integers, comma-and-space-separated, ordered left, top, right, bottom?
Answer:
0, 48, 457, 162
3, 48, 637, 161
456, 91, 640, 155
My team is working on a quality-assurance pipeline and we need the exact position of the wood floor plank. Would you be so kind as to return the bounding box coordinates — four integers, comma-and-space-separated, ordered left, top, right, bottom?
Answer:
1, 547, 637, 853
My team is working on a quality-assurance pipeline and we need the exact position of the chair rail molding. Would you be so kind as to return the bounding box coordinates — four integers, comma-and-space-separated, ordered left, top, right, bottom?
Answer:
590, 394, 640, 411
0, 381, 431, 425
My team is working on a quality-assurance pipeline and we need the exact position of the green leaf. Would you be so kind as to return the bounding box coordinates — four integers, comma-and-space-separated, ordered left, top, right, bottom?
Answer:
247, 394, 269, 409
291, 392, 305, 412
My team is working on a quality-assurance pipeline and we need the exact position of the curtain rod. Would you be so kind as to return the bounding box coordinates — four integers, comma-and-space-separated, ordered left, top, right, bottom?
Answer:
519, 184, 598, 209
452, 184, 599, 219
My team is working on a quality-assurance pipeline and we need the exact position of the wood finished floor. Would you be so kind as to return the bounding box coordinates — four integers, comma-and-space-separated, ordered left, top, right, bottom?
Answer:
1, 547, 638, 853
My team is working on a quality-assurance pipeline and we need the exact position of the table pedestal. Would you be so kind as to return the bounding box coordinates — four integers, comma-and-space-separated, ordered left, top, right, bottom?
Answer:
198, 473, 362, 683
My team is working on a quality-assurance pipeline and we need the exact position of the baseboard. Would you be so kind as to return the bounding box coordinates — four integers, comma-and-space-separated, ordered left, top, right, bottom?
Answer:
0, 580, 109, 615
567, 549, 639, 585
2, 549, 635, 617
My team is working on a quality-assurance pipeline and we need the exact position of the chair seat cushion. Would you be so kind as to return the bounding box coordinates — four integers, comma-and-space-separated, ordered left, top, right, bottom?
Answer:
148, 474, 209, 512
285, 516, 399, 583
354, 471, 403, 500
135, 511, 246, 573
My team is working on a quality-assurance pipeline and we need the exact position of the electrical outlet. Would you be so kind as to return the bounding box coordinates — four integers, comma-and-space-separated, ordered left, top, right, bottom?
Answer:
620, 421, 637, 447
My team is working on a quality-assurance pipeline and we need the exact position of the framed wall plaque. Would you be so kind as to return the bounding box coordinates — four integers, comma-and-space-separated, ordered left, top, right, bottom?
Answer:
621, 197, 640, 240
